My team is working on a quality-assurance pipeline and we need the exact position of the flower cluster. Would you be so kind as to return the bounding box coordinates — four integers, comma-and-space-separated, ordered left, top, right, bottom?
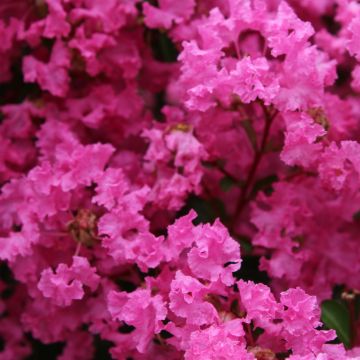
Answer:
1, 0, 360, 359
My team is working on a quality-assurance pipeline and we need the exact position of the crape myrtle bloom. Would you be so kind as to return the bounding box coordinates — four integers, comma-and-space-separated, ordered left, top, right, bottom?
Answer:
1, 0, 360, 359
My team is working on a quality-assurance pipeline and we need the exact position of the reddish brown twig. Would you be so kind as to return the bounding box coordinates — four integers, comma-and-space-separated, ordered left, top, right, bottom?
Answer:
231, 103, 278, 231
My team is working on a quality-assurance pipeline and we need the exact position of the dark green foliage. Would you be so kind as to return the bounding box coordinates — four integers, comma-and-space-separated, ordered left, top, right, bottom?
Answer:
321, 300, 351, 348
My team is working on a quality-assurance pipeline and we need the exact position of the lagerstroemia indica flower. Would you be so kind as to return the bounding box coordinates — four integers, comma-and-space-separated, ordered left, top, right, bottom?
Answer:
1, 0, 360, 359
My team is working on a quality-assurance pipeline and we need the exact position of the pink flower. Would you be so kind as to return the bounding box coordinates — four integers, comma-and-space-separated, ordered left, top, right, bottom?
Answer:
108, 288, 167, 353
1, 0, 360, 357
281, 111, 326, 168
169, 271, 218, 326
38, 256, 100, 307
188, 220, 241, 285
23, 40, 70, 97
184, 324, 254, 360
238, 280, 282, 328
143, 0, 195, 29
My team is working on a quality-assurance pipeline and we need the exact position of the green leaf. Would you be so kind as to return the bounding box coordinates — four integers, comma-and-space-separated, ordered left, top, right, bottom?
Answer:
240, 119, 258, 152
251, 174, 278, 197
354, 295, 360, 320
233, 234, 253, 254
149, 29, 178, 63
179, 195, 228, 225
321, 300, 351, 348
220, 176, 237, 192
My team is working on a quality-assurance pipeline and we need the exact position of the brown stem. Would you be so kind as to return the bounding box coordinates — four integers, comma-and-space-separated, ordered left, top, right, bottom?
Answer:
231, 103, 277, 231
204, 160, 241, 184
245, 322, 255, 346
74, 242, 82, 257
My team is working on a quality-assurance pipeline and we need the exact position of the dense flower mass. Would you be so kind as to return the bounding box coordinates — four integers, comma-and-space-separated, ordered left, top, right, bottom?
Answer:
2, 0, 360, 359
